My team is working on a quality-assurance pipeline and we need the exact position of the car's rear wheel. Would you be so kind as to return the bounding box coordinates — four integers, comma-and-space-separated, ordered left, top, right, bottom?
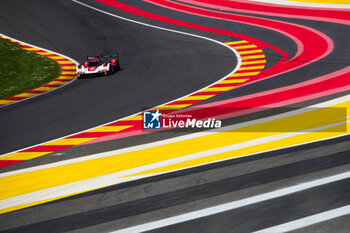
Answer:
116, 61, 120, 71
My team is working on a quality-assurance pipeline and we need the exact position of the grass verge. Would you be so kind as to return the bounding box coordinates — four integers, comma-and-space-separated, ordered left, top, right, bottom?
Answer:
0, 38, 61, 100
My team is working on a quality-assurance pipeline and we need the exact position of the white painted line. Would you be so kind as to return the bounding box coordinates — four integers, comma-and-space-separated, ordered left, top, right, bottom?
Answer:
248, 0, 350, 9
0, 33, 79, 108
0, 0, 241, 158
0, 119, 348, 211
111, 171, 350, 233
254, 204, 350, 233
1, 94, 348, 178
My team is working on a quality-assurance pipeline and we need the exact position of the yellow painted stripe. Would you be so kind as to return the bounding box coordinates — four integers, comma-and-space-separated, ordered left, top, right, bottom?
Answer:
0, 100, 16, 104
57, 61, 75, 65
36, 52, 54, 56
61, 66, 76, 70
122, 115, 143, 121
202, 86, 234, 92
44, 138, 96, 146
34, 87, 56, 91
127, 125, 347, 178
233, 44, 257, 49
241, 60, 266, 65
239, 65, 265, 70
48, 81, 69, 85
13, 93, 37, 97
225, 40, 248, 45
0, 152, 48, 160
219, 79, 249, 84
157, 104, 192, 110
49, 56, 67, 60
0, 102, 347, 202
238, 50, 263, 55
87, 125, 132, 133
129, 116, 350, 177
240, 65, 265, 70
22, 48, 40, 51
57, 76, 75, 80
1, 125, 346, 205
230, 72, 260, 77
61, 71, 76, 75
180, 95, 215, 101
241, 55, 266, 60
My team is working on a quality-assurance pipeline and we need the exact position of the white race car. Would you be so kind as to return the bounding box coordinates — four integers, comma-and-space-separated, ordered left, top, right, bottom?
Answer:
76, 55, 120, 78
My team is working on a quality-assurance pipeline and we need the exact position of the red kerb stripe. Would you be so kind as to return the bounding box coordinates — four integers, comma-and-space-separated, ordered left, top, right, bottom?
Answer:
0, 160, 25, 168
22, 145, 73, 152
5, 96, 27, 101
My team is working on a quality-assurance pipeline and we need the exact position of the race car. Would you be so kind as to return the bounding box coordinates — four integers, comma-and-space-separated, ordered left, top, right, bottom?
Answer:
76, 55, 120, 78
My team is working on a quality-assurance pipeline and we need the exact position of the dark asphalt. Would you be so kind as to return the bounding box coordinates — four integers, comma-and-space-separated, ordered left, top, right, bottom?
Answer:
0, 0, 236, 154
0, 0, 349, 233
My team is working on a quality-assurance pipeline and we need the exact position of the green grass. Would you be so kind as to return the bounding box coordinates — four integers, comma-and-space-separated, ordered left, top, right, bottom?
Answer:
0, 39, 61, 100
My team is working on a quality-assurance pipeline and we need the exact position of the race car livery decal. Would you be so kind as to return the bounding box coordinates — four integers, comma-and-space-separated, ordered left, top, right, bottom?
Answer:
76, 55, 120, 78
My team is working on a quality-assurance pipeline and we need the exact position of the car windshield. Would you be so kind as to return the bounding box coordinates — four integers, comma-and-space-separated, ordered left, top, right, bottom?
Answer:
88, 60, 102, 67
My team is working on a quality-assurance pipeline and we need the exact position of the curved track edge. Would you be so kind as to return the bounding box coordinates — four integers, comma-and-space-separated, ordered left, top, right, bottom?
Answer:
0, 33, 78, 108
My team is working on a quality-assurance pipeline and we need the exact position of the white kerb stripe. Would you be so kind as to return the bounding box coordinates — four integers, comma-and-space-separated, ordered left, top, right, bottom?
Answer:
111, 171, 350, 233
254, 204, 350, 233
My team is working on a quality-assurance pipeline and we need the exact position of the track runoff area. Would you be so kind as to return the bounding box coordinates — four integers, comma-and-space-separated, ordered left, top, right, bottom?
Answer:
1, 0, 350, 232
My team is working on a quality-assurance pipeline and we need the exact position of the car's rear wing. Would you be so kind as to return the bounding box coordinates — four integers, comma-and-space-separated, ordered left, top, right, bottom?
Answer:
86, 55, 102, 60
103, 53, 119, 59
85, 54, 119, 62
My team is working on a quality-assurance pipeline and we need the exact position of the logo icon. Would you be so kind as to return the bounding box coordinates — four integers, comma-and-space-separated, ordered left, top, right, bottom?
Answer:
143, 110, 161, 129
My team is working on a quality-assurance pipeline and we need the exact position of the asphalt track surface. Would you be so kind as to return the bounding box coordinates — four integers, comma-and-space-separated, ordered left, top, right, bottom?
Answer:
1, 0, 350, 232
0, 0, 236, 155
